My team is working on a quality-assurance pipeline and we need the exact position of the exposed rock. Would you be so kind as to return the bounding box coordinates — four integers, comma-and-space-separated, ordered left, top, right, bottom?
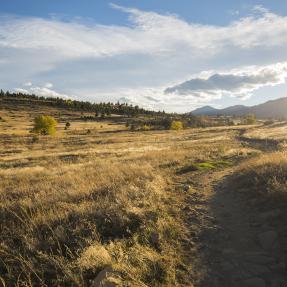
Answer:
258, 231, 278, 250
91, 267, 119, 287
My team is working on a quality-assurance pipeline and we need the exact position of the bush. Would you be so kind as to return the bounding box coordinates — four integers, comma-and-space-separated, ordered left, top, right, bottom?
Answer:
170, 121, 183, 130
31, 135, 39, 143
130, 124, 136, 131
65, 122, 71, 130
245, 114, 256, 125
142, 124, 151, 131
33, 115, 57, 135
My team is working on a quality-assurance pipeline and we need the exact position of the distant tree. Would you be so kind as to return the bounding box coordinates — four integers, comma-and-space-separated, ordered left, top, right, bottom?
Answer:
245, 114, 256, 125
170, 120, 183, 130
142, 124, 151, 131
130, 124, 136, 131
33, 115, 57, 135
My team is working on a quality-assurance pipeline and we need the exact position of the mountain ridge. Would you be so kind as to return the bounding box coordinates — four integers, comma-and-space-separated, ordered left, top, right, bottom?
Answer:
190, 97, 287, 119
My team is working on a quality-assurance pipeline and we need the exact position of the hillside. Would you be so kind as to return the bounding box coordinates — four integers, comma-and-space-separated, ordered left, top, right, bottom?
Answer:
190, 97, 287, 119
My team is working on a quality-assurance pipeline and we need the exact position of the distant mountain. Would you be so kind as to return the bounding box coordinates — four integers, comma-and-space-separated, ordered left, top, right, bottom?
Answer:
190, 97, 287, 119
191, 106, 218, 115
220, 105, 250, 116
251, 97, 287, 119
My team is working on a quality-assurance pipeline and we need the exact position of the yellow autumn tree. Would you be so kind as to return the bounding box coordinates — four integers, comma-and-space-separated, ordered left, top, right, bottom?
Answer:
170, 120, 183, 130
33, 115, 58, 135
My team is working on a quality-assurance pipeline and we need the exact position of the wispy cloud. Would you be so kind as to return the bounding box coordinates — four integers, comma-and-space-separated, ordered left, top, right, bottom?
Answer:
0, 5, 287, 111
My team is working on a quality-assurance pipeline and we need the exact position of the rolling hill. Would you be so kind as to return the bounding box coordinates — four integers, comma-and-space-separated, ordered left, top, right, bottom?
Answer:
190, 97, 287, 119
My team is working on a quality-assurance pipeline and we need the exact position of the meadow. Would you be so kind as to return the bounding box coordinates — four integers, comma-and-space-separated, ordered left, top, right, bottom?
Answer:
1, 101, 287, 286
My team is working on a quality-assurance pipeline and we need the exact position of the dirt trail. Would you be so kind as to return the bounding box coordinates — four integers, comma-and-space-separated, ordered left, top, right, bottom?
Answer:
180, 134, 287, 287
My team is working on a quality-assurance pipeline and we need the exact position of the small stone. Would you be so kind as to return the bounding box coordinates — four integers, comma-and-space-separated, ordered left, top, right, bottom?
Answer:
244, 277, 266, 287
258, 231, 278, 250
183, 184, 190, 192
91, 267, 117, 287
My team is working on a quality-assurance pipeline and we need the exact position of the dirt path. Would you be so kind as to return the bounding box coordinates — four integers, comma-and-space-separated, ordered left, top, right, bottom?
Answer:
237, 128, 280, 152
181, 169, 287, 287
179, 134, 287, 287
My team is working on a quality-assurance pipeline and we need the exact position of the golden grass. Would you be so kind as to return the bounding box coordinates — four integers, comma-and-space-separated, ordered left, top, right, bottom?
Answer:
0, 104, 256, 286
244, 121, 287, 142
235, 151, 287, 199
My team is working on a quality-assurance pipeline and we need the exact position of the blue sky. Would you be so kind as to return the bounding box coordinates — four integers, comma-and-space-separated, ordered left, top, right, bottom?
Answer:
1, 1, 287, 112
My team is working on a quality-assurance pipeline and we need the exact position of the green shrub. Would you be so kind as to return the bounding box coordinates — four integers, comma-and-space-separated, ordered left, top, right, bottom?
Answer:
33, 115, 57, 135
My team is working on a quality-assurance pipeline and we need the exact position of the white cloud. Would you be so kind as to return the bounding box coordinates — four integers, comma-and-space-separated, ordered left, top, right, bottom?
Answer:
15, 83, 70, 99
1, 5, 287, 60
165, 62, 287, 99
23, 82, 32, 87
30, 86, 70, 98
14, 88, 30, 94
44, 82, 53, 88
1, 5, 287, 112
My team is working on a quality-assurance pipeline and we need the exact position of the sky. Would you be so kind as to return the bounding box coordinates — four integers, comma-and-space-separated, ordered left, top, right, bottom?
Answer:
1, 1, 287, 112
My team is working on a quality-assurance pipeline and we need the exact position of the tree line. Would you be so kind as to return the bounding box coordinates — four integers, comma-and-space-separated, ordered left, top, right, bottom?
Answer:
0, 90, 166, 117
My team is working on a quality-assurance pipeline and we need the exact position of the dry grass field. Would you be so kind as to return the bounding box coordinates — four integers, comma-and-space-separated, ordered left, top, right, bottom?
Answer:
1, 102, 287, 286
243, 122, 287, 144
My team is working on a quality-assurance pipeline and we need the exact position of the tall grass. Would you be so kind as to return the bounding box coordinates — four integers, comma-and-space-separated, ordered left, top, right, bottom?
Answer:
0, 159, 185, 286
235, 151, 287, 199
